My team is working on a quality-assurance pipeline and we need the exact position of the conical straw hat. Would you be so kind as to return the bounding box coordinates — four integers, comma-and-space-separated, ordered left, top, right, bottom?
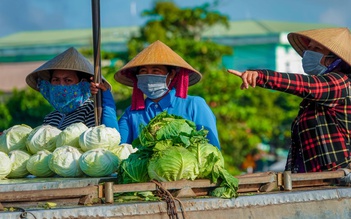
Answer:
26, 47, 111, 91
114, 40, 202, 86
288, 27, 351, 66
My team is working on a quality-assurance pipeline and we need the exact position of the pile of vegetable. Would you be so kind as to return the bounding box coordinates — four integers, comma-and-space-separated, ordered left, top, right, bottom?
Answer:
0, 123, 134, 179
117, 111, 239, 198
0, 112, 239, 199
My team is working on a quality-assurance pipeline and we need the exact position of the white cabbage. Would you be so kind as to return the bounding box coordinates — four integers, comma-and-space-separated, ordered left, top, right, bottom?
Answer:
79, 148, 120, 177
79, 125, 121, 152
0, 151, 12, 179
7, 150, 31, 178
56, 122, 88, 148
26, 150, 55, 177
0, 124, 32, 153
49, 146, 84, 177
26, 125, 62, 154
110, 143, 137, 160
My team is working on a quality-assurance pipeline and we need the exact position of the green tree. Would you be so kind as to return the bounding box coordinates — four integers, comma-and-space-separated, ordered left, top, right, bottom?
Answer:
3, 89, 53, 130
0, 102, 12, 131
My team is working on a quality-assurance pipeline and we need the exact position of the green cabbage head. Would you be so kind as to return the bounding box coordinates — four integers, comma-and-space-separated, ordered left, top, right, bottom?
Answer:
26, 125, 62, 154
79, 148, 120, 177
7, 150, 31, 178
0, 151, 12, 179
0, 124, 32, 153
26, 150, 55, 177
56, 122, 88, 148
117, 151, 151, 184
49, 146, 84, 177
148, 146, 199, 182
188, 142, 224, 182
79, 125, 121, 152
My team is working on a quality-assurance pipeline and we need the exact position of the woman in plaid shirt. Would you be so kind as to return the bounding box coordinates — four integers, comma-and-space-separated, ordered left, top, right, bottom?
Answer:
228, 27, 351, 173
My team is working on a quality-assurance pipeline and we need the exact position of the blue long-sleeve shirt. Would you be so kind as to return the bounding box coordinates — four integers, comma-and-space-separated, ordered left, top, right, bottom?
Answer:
118, 89, 220, 149
101, 90, 119, 131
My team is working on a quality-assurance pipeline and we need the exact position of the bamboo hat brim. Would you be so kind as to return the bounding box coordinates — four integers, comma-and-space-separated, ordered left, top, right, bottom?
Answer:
114, 40, 202, 87
26, 47, 111, 91
288, 27, 351, 67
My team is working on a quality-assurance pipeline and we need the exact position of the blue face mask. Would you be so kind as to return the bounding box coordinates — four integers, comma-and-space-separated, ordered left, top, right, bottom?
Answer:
302, 50, 327, 75
136, 74, 169, 99
39, 80, 91, 114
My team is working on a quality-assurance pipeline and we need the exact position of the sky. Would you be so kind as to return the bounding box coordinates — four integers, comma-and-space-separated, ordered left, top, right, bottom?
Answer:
1, 0, 351, 37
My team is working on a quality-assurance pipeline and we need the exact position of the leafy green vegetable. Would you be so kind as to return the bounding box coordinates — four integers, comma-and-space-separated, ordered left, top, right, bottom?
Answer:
118, 111, 239, 198
49, 146, 84, 177
56, 122, 88, 149
117, 150, 151, 184
136, 111, 203, 149
0, 124, 32, 154
7, 150, 31, 178
210, 168, 239, 199
188, 141, 224, 183
110, 143, 138, 160
79, 148, 120, 177
0, 151, 12, 179
148, 146, 199, 182
79, 125, 121, 152
26, 150, 55, 177
26, 125, 61, 154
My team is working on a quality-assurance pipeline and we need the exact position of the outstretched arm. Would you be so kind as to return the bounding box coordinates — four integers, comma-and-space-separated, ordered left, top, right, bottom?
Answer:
227, 69, 259, 90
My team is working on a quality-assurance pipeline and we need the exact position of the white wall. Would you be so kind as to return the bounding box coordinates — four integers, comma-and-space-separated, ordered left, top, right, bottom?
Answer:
276, 32, 305, 74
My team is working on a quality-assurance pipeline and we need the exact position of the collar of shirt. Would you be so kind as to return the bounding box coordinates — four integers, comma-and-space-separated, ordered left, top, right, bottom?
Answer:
144, 88, 175, 111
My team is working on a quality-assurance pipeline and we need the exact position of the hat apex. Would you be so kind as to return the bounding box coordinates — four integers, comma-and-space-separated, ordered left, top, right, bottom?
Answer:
114, 40, 202, 87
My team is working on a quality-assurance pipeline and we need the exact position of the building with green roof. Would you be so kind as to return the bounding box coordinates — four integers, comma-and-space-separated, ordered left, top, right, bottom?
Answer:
0, 20, 337, 92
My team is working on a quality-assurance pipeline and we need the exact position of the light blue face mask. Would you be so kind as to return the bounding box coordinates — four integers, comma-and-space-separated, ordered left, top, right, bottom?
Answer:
302, 50, 327, 75
136, 74, 169, 99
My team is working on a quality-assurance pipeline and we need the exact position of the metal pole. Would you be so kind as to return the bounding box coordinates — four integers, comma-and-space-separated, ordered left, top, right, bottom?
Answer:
91, 0, 102, 126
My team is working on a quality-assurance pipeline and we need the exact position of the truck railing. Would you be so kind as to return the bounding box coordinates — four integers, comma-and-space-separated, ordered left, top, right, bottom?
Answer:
0, 170, 347, 209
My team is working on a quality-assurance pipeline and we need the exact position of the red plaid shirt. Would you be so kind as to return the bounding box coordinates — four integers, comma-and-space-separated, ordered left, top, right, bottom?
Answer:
257, 70, 351, 172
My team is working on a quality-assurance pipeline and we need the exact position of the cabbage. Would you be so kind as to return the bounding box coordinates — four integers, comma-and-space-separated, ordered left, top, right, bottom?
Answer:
0, 124, 32, 153
110, 143, 137, 160
79, 148, 120, 177
137, 112, 198, 148
26, 150, 55, 177
0, 151, 12, 179
26, 125, 62, 154
188, 142, 224, 182
79, 125, 121, 152
118, 151, 151, 184
148, 146, 199, 182
49, 146, 84, 177
56, 122, 88, 148
7, 150, 31, 178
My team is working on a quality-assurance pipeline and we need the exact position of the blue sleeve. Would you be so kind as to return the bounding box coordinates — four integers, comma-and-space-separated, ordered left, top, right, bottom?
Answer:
118, 106, 133, 144
192, 97, 221, 149
101, 90, 119, 131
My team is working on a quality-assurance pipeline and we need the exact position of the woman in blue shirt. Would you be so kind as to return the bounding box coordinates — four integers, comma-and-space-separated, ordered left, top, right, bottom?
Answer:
115, 40, 220, 149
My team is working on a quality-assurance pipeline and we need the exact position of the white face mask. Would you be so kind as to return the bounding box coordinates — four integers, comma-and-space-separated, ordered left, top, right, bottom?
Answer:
136, 74, 169, 99
302, 50, 327, 75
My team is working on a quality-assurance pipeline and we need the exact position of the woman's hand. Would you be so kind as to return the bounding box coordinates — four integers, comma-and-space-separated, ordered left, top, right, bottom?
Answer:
227, 69, 258, 90
90, 77, 107, 95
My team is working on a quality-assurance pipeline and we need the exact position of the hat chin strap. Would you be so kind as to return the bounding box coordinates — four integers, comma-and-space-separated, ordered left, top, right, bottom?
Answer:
174, 68, 189, 98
